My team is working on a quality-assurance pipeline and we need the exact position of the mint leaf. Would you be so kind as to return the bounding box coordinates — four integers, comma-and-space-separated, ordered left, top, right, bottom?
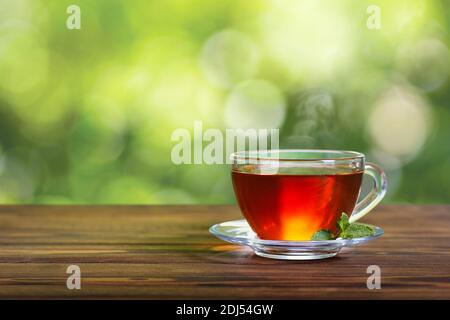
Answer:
311, 230, 334, 240
337, 212, 349, 233
340, 223, 375, 239
310, 212, 376, 241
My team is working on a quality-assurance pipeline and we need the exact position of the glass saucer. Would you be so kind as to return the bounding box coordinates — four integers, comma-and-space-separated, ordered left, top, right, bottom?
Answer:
209, 220, 383, 260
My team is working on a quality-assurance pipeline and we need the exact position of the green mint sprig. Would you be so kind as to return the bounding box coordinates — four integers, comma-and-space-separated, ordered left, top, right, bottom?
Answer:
311, 212, 375, 240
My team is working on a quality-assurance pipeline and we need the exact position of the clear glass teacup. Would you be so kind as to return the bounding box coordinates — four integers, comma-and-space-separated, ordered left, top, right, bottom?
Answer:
231, 149, 387, 241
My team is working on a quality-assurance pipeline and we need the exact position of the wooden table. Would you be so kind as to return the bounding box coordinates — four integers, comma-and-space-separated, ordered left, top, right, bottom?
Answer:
0, 205, 449, 299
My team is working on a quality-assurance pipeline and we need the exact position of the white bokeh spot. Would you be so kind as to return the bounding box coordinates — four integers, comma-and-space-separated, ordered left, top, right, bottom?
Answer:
200, 30, 260, 88
224, 79, 286, 130
368, 85, 431, 162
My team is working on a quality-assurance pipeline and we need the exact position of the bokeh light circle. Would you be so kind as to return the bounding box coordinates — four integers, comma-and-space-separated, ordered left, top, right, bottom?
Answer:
224, 79, 286, 129
368, 85, 431, 162
200, 30, 260, 88
0, 22, 48, 99
259, 0, 353, 81
397, 38, 450, 92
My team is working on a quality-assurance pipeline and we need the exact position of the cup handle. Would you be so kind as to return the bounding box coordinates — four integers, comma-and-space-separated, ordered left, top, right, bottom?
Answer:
349, 162, 388, 224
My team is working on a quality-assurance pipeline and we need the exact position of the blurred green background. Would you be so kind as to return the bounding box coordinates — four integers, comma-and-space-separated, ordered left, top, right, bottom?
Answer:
0, 0, 449, 204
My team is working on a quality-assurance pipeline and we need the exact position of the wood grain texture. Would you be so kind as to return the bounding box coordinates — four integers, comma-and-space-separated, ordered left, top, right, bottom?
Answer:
0, 205, 449, 299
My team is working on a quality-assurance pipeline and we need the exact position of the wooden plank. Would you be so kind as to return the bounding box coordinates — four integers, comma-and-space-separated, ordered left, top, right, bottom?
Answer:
0, 205, 449, 299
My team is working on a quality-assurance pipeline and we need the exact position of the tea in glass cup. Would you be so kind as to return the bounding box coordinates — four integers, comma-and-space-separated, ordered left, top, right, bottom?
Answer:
231, 150, 386, 241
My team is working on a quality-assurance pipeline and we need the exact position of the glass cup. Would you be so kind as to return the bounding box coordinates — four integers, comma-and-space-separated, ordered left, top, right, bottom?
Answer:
231, 149, 387, 241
